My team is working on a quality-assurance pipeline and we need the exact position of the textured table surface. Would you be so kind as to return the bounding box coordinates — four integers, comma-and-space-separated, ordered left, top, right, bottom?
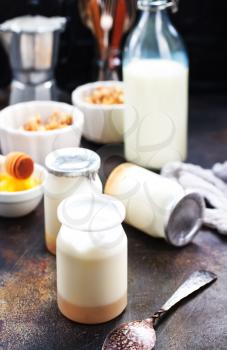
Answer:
0, 95, 227, 350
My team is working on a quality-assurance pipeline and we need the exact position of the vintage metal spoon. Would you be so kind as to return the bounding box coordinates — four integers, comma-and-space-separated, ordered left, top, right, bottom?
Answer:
102, 270, 217, 350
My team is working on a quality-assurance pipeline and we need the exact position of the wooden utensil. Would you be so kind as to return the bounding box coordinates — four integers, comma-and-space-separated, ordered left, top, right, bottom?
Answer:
5, 152, 34, 180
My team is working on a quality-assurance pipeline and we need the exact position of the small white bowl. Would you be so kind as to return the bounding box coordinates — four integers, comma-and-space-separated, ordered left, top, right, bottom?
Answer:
0, 101, 84, 165
72, 81, 124, 144
0, 156, 47, 218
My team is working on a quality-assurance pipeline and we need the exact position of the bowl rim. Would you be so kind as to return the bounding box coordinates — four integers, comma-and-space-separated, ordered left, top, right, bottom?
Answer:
72, 81, 125, 111
0, 162, 47, 201
0, 100, 84, 136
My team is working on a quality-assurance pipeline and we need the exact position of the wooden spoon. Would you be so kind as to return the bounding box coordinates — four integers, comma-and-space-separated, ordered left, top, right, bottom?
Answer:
5, 152, 34, 180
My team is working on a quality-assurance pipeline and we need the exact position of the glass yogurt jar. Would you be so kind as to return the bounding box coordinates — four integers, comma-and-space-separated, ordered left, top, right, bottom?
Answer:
105, 163, 205, 247
57, 193, 127, 324
44, 148, 102, 255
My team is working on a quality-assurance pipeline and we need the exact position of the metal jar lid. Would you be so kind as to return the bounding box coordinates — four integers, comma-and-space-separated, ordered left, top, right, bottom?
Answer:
45, 148, 101, 178
165, 192, 205, 247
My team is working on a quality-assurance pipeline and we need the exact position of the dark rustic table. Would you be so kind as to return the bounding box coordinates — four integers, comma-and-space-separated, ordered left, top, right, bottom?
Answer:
0, 94, 227, 350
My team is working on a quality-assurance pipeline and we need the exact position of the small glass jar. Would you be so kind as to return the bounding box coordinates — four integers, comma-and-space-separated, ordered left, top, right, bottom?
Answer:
57, 193, 127, 324
44, 148, 102, 255
105, 163, 205, 247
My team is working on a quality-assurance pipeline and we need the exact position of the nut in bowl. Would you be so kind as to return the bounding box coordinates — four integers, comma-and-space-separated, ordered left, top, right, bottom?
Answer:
72, 81, 124, 144
0, 101, 84, 165
0, 153, 47, 218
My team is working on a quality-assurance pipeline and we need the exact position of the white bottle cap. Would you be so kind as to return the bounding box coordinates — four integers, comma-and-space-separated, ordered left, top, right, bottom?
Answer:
58, 193, 126, 232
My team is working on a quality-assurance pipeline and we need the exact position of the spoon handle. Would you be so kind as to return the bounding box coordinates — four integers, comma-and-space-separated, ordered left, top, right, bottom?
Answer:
151, 270, 217, 326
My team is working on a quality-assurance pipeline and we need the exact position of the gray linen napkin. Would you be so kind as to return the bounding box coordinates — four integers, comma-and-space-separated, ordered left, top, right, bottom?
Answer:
161, 162, 227, 235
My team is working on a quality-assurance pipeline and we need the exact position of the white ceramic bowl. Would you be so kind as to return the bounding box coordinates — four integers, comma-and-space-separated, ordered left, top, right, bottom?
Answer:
0, 156, 47, 218
0, 101, 84, 165
72, 81, 124, 144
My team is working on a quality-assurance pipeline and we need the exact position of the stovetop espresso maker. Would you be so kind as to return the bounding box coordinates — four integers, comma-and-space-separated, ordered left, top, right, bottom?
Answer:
0, 15, 66, 104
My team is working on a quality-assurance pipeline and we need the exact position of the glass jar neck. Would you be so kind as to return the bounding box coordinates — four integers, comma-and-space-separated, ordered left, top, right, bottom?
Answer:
138, 5, 170, 27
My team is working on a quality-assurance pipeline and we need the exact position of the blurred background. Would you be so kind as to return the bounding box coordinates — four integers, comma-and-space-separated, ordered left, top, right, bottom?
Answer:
0, 0, 227, 94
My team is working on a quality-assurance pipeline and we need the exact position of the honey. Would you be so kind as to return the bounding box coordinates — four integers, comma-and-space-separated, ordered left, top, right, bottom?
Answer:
0, 172, 41, 192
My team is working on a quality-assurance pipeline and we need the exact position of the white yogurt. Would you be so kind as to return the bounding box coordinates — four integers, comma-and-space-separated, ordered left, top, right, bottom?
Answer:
44, 148, 102, 255
57, 193, 127, 324
105, 163, 204, 246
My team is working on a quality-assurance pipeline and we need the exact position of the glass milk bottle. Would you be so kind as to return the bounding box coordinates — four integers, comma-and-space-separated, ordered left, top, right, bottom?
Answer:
123, 0, 189, 169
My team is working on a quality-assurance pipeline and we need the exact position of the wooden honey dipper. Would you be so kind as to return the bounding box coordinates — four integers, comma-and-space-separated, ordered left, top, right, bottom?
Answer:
5, 152, 34, 180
